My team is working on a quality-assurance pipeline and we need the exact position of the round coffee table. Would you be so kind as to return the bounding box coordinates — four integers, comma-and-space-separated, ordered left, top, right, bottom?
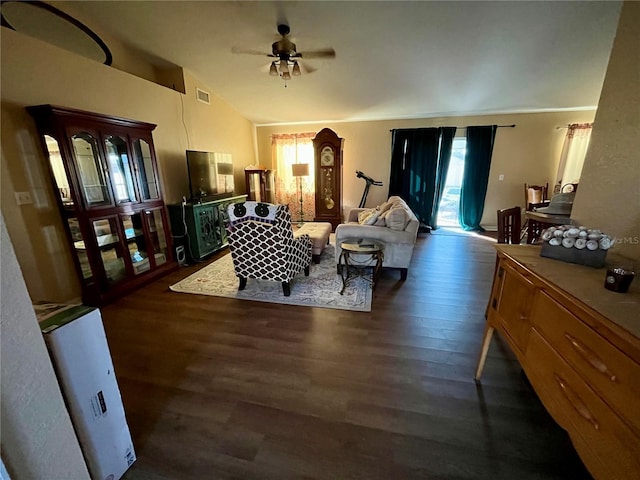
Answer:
338, 238, 385, 295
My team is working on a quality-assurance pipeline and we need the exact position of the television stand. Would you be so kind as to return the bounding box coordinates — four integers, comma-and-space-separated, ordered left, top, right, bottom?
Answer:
168, 194, 247, 261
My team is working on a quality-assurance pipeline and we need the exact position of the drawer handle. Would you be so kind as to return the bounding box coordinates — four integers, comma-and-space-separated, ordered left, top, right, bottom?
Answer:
554, 374, 599, 430
564, 333, 617, 382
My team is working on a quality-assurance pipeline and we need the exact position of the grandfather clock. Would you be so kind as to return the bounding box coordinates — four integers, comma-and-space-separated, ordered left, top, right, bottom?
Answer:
313, 128, 343, 230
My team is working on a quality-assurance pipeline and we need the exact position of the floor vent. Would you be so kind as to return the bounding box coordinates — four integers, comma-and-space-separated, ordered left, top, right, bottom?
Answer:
196, 88, 211, 105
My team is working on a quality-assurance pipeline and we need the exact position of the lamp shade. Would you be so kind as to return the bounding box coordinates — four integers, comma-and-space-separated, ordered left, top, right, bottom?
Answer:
291, 163, 309, 177
216, 162, 233, 175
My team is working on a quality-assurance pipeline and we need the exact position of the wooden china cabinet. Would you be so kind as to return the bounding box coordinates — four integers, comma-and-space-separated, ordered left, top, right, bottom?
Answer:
27, 105, 175, 306
312, 128, 344, 230
244, 167, 274, 203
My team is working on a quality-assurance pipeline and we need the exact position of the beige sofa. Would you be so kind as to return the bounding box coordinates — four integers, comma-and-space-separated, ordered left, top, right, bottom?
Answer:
335, 196, 419, 280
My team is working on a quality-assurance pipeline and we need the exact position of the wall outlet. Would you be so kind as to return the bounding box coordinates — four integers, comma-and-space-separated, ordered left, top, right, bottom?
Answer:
14, 191, 33, 205
498, 174, 505, 181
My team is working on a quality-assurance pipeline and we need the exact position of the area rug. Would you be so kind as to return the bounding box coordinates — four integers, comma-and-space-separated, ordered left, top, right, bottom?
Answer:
169, 244, 372, 312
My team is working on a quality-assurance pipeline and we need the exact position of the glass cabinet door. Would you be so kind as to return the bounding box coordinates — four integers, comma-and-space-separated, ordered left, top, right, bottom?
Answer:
71, 132, 113, 208
104, 135, 137, 204
121, 213, 149, 275
44, 135, 75, 208
67, 217, 92, 283
92, 217, 127, 286
133, 139, 159, 201
145, 208, 168, 267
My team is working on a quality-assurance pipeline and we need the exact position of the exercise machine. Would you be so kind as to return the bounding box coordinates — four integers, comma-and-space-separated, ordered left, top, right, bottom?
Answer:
356, 170, 383, 208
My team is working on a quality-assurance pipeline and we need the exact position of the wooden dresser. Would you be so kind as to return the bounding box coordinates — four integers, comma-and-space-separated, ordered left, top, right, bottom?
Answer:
476, 245, 640, 480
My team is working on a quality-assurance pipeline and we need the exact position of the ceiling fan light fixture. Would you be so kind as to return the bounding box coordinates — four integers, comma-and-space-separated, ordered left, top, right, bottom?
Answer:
232, 24, 334, 87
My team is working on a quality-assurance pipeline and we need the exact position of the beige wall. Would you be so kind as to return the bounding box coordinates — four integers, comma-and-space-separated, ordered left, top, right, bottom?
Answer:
0, 213, 90, 479
256, 110, 596, 227
571, 1, 640, 262
1, 28, 256, 302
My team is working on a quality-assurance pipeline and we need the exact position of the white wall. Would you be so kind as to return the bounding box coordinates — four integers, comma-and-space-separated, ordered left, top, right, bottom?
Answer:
571, 1, 640, 261
0, 213, 89, 479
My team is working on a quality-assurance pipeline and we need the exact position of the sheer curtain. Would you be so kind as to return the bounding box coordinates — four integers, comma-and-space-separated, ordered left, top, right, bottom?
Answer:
272, 133, 316, 221
555, 123, 592, 191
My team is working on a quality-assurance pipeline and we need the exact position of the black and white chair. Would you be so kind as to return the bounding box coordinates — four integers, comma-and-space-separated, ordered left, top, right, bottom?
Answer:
226, 202, 312, 296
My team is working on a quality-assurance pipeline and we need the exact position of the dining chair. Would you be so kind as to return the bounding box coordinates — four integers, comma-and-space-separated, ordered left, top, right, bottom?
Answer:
524, 183, 549, 211
497, 206, 521, 244
486, 206, 522, 320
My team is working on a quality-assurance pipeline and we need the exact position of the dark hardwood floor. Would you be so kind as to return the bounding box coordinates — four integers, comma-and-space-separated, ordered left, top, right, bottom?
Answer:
102, 230, 592, 480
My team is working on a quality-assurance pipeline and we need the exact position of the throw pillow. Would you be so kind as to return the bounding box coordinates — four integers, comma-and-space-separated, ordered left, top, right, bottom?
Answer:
386, 205, 408, 231
364, 211, 380, 225
373, 216, 386, 227
358, 208, 379, 225
378, 201, 393, 215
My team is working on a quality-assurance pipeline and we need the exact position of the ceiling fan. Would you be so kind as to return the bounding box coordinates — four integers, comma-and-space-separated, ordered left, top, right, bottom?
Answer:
232, 24, 335, 86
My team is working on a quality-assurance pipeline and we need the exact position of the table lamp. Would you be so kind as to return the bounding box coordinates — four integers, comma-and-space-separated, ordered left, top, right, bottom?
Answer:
291, 163, 309, 224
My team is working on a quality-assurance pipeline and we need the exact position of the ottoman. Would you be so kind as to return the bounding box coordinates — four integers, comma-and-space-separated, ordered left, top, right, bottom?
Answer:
295, 222, 332, 263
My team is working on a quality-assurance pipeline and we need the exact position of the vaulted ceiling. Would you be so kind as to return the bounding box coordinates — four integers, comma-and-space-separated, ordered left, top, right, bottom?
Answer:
53, 1, 622, 125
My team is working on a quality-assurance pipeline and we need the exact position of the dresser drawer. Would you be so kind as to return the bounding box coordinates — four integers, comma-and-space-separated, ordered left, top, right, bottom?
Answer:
530, 291, 640, 433
491, 262, 536, 354
526, 329, 640, 480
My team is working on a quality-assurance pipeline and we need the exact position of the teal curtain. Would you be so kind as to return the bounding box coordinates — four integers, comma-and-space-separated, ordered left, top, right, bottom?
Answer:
459, 125, 497, 231
389, 128, 439, 225
429, 127, 457, 229
388, 130, 412, 198
389, 127, 456, 228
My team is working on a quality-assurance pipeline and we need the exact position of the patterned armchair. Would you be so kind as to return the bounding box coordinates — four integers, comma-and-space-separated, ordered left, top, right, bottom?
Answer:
226, 202, 312, 296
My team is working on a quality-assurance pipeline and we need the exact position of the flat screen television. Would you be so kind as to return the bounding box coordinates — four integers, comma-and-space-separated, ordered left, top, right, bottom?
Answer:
186, 150, 234, 202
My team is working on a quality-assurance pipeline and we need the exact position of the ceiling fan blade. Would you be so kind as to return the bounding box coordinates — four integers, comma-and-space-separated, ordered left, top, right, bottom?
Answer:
297, 61, 317, 74
231, 46, 269, 56
297, 48, 335, 59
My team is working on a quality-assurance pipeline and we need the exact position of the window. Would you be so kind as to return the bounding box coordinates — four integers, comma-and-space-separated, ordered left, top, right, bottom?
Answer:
437, 137, 467, 226
272, 133, 316, 221
555, 123, 592, 192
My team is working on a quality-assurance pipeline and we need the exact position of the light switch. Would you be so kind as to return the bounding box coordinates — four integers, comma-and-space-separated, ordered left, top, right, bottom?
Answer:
14, 191, 33, 205
498, 174, 505, 181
